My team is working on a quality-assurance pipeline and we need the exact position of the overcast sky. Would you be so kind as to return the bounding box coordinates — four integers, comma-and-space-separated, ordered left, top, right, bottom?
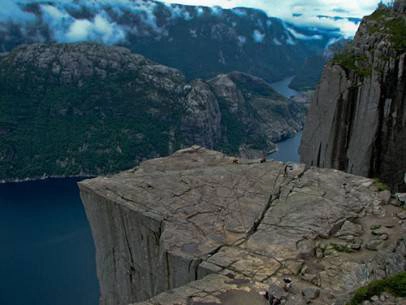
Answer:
161, 0, 383, 36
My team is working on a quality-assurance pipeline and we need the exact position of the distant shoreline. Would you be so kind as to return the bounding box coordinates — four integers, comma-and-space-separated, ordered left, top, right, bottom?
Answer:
1, 129, 303, 184
0, 174, 95, 185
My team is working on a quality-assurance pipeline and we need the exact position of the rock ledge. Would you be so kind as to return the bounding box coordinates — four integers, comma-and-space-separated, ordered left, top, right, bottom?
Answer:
79, 147, 406, 305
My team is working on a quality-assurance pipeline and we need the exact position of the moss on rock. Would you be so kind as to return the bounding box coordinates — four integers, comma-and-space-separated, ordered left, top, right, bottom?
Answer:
348, 272, 406, 305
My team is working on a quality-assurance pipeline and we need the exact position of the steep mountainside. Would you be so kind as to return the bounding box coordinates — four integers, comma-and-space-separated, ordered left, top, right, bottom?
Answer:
0, 43, 304, 181
0, 0, 343, 90
300, 1, 406, 191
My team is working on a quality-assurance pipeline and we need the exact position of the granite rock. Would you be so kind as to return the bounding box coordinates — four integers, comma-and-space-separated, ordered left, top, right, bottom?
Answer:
79, 147, 406, 305
300, 2, 406, 192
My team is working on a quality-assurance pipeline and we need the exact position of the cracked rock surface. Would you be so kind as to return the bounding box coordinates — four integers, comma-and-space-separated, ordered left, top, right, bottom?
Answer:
79, 147, 406, 305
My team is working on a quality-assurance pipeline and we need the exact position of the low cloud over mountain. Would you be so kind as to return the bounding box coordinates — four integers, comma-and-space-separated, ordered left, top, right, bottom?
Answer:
1, 0, 384, 38
0, 0, 347, 90
162, 0, 384, 36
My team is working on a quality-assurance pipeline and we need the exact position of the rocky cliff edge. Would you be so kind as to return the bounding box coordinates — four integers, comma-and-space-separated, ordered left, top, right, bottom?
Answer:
79, 146, 406, 305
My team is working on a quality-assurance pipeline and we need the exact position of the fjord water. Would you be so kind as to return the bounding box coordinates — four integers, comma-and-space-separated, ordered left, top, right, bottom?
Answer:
269, 75, 302, 163
0, 144, 301, 305
0, 142, 302, 305
270, 76, 299, 98
0, 178, 99, 305
0, 76, 302, 305
269, 132, 302, 163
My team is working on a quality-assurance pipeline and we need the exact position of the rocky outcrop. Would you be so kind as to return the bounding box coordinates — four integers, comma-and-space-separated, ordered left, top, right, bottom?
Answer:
0, 43, 304, 180
79, 146, 406, 305
300, 1, 406, 191
209, 72, 304, 143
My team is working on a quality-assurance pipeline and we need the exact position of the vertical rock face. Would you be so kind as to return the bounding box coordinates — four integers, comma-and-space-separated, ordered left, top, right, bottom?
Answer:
79, 147, 406, 305
300, 2, 406, 191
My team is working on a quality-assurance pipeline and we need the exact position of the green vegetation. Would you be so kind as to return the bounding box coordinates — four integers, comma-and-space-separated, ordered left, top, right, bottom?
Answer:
348, 271, 406, 305
330, 243, 354, 253
333, 5, 406, 77
373, 178, 390, 192
370, 224, 382, 230
215, 73, 301, 155
369, 6, 392, 21
0, 44, 305, 180
332, 51, 372, 78
217, 98, 246, 154
217, 97, 269, 155
385, 17, 406, 51
0, 60, 184, 179
368, 7, 406, 52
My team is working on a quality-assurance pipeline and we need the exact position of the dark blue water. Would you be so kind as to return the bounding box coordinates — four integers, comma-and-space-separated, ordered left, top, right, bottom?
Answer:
268, 76, 302, 163
0, 107, 301, 305
269, 132, 302, 163
0, 178, 99, 305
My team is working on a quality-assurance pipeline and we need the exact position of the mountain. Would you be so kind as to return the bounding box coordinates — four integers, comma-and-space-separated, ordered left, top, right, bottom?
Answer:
0, 43, 305, 181
300, 0, 406, 191
0, 0, 343, 90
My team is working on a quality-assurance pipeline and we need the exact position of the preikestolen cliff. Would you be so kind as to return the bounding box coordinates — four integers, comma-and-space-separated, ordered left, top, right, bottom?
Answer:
0, 1, 405, 305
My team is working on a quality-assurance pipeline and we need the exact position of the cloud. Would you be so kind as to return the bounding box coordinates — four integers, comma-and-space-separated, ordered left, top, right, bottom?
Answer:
286, 35, 296, 45
0, 0, 388, 43
238, 35, 247, 45
232, 8, 248, 16
167, 4, 193, 20
161, 0, 386, 37
195, 6, 205, 16
66, 19, 92, 41
0, 0, 192, 44
0, 0, 35, 22
41, 5, 65, 20
0, 0, 231, 45
273, 38, 282, 45
286, 27, 323, 40
38, 4, 125, 44
252, 29, 265, 43
66, 15, 125, 44
210, 6, 224, 16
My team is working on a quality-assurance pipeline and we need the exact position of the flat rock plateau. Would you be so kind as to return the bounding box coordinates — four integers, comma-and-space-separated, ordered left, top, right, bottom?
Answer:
79, 146, 406, 305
